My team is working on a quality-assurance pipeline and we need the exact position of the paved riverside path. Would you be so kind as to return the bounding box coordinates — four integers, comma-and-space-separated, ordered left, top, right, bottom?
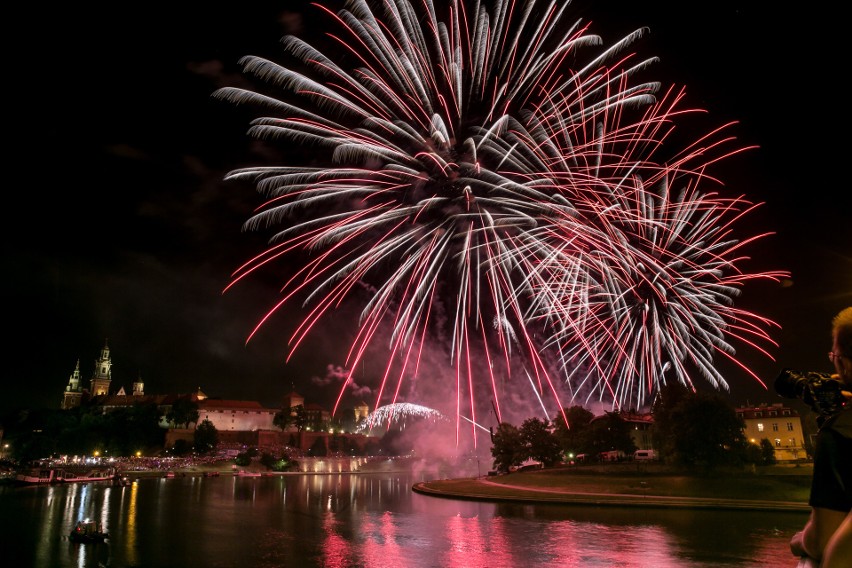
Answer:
412, 477, 810, 512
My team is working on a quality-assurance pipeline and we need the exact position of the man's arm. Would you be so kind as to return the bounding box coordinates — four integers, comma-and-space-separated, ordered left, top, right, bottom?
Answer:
791, 508, 849, 561
821, 510, 852, 568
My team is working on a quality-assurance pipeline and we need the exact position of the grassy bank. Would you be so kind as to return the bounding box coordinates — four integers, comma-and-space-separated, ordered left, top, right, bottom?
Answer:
414, 463, 813, 509
491, 464, 812, 501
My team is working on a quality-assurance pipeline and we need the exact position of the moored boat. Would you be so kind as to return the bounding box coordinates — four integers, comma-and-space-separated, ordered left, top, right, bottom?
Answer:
68, 519, 108, 543
16, 466, 117, 485
236, 470, 262, 477
112, 474, 132, 486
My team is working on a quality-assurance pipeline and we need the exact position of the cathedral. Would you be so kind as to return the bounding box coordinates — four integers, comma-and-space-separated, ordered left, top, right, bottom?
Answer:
61, 340, 144, 410
58, 340, 377, 454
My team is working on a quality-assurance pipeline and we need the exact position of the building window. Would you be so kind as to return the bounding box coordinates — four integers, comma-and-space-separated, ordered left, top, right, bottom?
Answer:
775, 439, 781, 447
755, 412, 762, 417
787, 422, 794, 431
772, 423, 779, 432
757, 423, 764, 432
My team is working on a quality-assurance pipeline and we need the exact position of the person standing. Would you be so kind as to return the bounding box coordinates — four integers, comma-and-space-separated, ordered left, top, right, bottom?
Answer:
790, 306, 852, 567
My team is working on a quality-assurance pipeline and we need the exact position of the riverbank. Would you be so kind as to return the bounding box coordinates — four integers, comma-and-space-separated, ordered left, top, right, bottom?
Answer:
412, 464, 813, 512
6, 457, 814, 514
115, 460, 817, 514
125, 458, 812, 513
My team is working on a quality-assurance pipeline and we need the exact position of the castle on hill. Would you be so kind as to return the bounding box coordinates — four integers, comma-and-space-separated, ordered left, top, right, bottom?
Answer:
59, 340, 374, 452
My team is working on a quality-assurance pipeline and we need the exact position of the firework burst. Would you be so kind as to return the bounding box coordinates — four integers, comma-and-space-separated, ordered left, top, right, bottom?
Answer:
356, 402, 448, 433
215, 0, 786, 434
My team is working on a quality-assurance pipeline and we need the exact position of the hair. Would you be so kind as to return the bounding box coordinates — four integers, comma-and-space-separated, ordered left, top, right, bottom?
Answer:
832, 307, 852, 358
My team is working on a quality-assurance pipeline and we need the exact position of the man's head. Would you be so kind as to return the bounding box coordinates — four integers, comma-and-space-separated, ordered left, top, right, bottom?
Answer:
831, 307, 852, 384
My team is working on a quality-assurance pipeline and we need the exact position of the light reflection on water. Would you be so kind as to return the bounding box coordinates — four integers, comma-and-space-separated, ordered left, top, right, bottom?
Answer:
1, 466, 807, 568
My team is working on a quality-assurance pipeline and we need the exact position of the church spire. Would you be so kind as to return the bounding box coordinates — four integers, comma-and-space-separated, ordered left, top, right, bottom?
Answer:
90, 339, 112, 396
61, 359, 84, 409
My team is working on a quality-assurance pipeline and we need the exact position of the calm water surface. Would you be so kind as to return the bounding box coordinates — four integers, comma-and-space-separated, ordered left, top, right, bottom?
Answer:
1, 469, 808, 568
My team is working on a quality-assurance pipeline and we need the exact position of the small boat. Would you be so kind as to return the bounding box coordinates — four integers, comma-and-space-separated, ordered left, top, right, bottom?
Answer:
68, 519, 108, 543
112, 475, 132, 486
236, 470, 262, 477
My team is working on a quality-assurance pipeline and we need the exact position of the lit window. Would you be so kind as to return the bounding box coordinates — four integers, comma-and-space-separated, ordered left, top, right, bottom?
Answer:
757, 423, 764, 432
775, 439, 781, 447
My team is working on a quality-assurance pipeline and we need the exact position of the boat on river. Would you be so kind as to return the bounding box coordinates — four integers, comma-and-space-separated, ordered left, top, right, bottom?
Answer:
68, 519, 108, 543
236, 470, 262, 477
16, 466, 117, 485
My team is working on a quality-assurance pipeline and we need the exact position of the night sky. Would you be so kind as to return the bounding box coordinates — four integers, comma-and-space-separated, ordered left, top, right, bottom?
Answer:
5, 1, 850, 418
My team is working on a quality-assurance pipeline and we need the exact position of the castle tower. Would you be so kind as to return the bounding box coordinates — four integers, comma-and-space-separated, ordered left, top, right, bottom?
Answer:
61, 359, 84, 409
133, 373, 144, 396
89, 340, 112, 396
354, 401, 370, 422
283, 390, 304, 412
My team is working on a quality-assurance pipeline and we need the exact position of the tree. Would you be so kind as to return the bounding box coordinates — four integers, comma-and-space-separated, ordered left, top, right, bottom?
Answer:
651, 382, 693, 462
274, 405, 309, 431
665, 392, 747, 469
194, 419, 218, 454
552, 405, 595, 458
170, 439, 192, 456
308, 436, 328, 457
490, 422, 526, 473
289, 405, 309, 432
273, 408, 293, 431
520, 417, 562, 466
759, 439, 777, 466
166, 398, 199, 429
584, 412, 637, 458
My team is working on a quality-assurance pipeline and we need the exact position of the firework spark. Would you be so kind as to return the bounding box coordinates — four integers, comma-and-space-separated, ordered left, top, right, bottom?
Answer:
356, 402, 448, 433
215, 0, 786, 434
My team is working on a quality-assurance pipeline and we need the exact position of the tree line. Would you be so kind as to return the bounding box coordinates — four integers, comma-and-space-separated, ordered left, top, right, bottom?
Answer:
2, 383, 794, 471
1, 399, 216, 463
490, 383, 781, 473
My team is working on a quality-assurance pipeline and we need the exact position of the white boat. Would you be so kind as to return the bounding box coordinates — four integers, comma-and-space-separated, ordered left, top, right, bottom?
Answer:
236, 470, 262, 477
16, 467, 117, 484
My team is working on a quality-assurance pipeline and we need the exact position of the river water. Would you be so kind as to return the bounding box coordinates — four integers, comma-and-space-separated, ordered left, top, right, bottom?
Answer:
1, 465, 808, 568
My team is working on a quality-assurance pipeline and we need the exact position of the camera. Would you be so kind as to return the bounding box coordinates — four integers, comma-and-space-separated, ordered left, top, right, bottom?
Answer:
774, 369, 847, 417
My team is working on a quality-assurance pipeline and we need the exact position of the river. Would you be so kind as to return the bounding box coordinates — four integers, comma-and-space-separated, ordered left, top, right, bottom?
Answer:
1, 464, 808, 567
